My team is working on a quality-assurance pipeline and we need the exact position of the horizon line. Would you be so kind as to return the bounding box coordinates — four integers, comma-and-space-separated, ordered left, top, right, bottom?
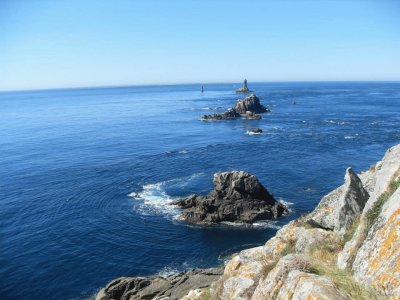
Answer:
1, 79, 400, 93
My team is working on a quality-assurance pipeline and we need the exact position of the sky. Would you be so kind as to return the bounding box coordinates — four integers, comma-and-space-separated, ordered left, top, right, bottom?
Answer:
1, 0, 400, 91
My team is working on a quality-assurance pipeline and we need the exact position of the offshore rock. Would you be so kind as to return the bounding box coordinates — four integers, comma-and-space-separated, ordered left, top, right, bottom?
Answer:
95, 268, 223, 300
171, 171, 288, 225
305, 167, 369, 236
201, 94, 269, 121
201, 108, 239, 121
233, 94, 269, 114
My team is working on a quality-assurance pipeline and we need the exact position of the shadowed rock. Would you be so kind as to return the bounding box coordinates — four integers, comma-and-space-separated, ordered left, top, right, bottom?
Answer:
170, 171, 289, 225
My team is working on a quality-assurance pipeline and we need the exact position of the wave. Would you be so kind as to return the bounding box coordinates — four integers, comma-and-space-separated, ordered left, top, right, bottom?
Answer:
192, 107, 225, 111
129, 173, 204, 217
344, 134, 359, 139
325, 120, 347, 125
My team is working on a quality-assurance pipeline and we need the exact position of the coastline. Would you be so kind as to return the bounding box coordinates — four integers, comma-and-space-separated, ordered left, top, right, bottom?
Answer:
96, 143, 400, 299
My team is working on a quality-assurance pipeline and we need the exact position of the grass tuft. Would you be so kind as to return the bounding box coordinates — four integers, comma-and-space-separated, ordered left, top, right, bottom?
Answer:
366, 175, 400, 233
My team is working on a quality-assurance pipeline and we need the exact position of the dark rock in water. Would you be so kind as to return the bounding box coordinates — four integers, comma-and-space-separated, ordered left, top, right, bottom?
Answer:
201, 94, 269, 121
171, 171, 289, 225
234, 94, 269, 114
236, 79, 252, 93
201, 108, 240, 120
249, 128, 263, 134
95, 268, 223, 300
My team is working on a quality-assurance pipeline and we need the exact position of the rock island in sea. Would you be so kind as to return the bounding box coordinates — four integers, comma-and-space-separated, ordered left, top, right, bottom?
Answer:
201, 93, 269, 121
96, 143, 400, 300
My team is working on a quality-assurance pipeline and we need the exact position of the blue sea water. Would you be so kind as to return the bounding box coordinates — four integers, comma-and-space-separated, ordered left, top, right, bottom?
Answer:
0, 82, 399, 299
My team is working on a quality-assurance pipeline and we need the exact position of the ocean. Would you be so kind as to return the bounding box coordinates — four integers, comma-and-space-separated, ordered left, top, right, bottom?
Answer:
1, 82, 399, 299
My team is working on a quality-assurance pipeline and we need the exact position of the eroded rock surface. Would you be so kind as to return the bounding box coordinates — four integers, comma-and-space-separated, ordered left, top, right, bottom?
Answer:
95, 268, 223, 300
171, 171, 288, 225
352, 186, 400, 298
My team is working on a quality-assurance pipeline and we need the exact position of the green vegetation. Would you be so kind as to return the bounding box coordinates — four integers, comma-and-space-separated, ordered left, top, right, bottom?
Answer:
366, 175, 400, 233
280, 239, 296, 257
342, 216, 360, 244
198, 288, 211, 300
308, 241, 384, 300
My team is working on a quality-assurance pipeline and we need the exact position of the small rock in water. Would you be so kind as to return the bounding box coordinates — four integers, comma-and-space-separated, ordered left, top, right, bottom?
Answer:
249, 128, 263, 134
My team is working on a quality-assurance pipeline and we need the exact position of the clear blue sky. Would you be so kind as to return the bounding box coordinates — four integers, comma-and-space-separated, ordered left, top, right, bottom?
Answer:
1, 0, 400, 91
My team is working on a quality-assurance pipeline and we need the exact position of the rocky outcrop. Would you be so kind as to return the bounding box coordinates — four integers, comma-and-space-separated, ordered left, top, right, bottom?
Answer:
352, 181, 400, 298
97, 144, 400, 300
196, 144, 399, 300
201, 94, 269, 121
171, 171, 289, 225
201, 109, 240, 121
337, 144, 400, 270
95, 268, 223, 300
305, 167, 369, 236
233, 94, 268, 114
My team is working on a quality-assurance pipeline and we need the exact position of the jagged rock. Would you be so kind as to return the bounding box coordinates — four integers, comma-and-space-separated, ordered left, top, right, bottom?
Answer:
201, 108, 240, 121
171, 171, 288, 225
274, 270, 350, 300
236, 79, 252, 93
305, 167, 369, 236
251, 254, 310, 299
352, 185, 400, 298
338, 144, 400, 270
201, 94, 269, 121
95, 268, 223, 300
233, 94, 269, 114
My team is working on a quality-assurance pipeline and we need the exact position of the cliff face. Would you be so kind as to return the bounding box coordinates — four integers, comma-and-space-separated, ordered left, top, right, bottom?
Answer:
190, 144, 400, 300
96, 144, 400, 300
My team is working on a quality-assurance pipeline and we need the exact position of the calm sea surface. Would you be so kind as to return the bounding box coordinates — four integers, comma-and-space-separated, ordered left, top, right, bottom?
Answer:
1, 82, 399, 299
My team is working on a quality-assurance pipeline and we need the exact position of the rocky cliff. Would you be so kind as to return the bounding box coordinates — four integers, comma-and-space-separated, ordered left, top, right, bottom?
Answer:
96, 144, 400, 300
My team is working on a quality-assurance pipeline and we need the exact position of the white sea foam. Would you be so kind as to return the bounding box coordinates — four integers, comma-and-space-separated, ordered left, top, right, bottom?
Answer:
246, 130, 263, 136
325, 120, 346, 125
344, 134, 359, 139
130, 182, 178, 216
221, 220, 282, 230
129, 173, 204, 217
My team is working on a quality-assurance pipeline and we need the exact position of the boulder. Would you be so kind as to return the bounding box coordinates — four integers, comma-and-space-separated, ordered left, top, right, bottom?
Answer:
305, 167, 369, 236
171, 171, 288, 225
95, 268, 223, 300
